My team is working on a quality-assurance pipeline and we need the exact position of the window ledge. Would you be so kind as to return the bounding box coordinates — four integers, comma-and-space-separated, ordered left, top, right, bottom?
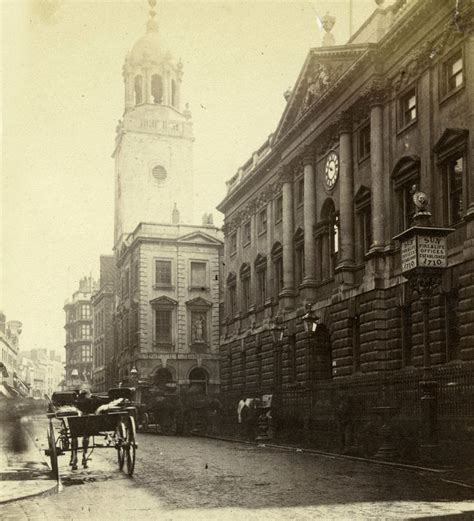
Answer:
153, 284, 175, 290
243, 241, 251, 248
397, 118, 417, 136
189, 286, 210, 292
358, 154, 370, 165
257, 230, 267, 237
439, 84, 464, 106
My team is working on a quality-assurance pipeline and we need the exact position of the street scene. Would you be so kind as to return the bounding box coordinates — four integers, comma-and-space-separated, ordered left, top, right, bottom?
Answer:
2, 0, 474, 519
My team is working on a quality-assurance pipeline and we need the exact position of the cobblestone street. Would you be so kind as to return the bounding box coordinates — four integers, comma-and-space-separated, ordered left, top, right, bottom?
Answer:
1, 418, 473, 520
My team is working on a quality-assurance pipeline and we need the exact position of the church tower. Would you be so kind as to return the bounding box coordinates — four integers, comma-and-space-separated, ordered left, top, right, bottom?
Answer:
113, 0, 194, 244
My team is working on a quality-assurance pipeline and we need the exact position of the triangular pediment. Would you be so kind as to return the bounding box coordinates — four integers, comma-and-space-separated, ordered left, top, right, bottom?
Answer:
185, 297, 213, 308
150, 296, 178, 308
274, 45, 369, 142
178, 231, 223, 246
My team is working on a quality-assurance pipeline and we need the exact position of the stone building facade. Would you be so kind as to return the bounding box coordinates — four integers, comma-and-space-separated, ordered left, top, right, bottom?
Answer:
64, 276, 97, 390
217, 1, 474, 460
115, 222, 222, 393
91, 255, 117, 393
0, 313, 22, 396
112, 3, 223, 392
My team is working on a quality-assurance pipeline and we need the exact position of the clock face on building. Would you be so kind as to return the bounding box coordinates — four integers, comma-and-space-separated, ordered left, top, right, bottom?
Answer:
325, 151, 339, 189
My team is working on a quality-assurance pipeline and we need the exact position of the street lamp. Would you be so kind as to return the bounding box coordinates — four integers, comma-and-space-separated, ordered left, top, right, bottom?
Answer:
269, 314, 285, 344
130, 365, 139, 382
301, 303, 320, 334
393, 188, 453, 461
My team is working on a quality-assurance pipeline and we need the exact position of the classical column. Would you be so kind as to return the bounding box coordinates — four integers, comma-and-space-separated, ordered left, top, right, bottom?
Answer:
280, 165, 295, 309
144, 67, 151, 104
370, 92, 385, 252
301, 147, 317, 298
124, 70, 134, 111
337, 112, 355, 285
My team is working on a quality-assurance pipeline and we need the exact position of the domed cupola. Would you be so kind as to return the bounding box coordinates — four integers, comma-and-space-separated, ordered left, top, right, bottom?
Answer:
123, 0, 183, 112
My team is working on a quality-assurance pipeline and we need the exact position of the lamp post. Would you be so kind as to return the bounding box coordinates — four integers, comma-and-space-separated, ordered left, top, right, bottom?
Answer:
393, 189, 453, 461
130, 364, 139, 385
301, 303, 320, 437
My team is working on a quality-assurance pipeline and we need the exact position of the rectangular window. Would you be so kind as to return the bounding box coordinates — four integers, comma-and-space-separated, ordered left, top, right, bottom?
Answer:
296, 177, 304, 206
256, 344, 262, 389
191, 261, 207, 288
399, 88, 417, 128
155, 260, 172, 286
445, 52, 463, 94
256, 268, 266, 307
132, 261, 139, 290
80, 305, 91, 319
258, 208, 267, 235
80, 324, 91, 340
358, 124, 370, 160
155, 310, 172, 343
446, 156, 464, 224
243, 221, 251, 246
275, 195, 283, 223
229, 232, 237, 255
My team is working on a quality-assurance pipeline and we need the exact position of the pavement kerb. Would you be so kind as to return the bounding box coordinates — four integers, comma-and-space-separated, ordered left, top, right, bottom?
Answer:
195, 433, 474, 488
0, 427, 59, 505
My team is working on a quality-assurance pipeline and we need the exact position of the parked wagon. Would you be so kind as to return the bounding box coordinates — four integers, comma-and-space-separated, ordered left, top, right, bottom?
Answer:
45, 389, 138, 481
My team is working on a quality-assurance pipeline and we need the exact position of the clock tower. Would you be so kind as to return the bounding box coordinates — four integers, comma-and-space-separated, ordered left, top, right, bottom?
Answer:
113, 0, 194, 244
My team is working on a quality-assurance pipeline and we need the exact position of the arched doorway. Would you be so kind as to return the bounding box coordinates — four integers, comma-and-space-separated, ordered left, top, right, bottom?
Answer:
188, 367, 209, 395
310, 325, 332, 381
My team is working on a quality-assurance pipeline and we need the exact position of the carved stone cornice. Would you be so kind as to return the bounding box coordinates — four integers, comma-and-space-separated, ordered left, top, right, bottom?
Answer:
223, 181, 282, 236
277, 164, 294, 184
301, 146, 315, 167
365, 76, 389, 107
335, 111, 353, 135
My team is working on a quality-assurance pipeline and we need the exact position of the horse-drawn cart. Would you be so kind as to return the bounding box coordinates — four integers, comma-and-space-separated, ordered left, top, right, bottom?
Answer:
45, 390, 138, 481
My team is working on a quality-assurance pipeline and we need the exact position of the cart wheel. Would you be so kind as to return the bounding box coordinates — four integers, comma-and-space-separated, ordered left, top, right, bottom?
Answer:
125, 416, 137, 476
142, 413, 149, 433
116, 421, 126, 471
47, 424, 59, 481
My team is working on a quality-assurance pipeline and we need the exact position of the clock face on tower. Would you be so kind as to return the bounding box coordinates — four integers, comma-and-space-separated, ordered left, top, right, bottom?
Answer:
325, 151, 339, 190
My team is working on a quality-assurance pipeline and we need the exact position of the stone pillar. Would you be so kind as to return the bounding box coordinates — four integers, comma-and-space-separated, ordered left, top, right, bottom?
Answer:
280, 166, 295, 309
124, 72, 133, 111
144, 67, 151, 104
370, 97, 385, 252
337, 112, 355, 286
301, 147, 317, 300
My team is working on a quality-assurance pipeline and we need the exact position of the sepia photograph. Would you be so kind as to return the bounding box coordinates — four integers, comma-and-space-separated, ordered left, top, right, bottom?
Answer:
1, 0, 474, 519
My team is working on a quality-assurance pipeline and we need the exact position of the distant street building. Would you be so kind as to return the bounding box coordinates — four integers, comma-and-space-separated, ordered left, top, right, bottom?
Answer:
64, 276, 97, 390
91, 255, 117, 392
18, 349, 65, 398
0, 313, 26, 398
217, 2, 474, 460
111, 3, 223, 392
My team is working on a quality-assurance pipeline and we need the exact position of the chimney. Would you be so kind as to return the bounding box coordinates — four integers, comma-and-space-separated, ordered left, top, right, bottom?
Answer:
172, 203, 180, 224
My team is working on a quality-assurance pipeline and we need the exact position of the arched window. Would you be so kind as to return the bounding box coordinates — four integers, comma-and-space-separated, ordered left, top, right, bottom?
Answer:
294, 228, 305, 287
134, 75, 143, 105
152, 165, 167, 183
171, 79, 177, 107
240, 263, 251, 313
151, 74, 163, 104
255, 254, 267, 307
271, 242, 283, 299
316, 199, 338, 281
189, 367, 209, 395
390, 155, 420, 234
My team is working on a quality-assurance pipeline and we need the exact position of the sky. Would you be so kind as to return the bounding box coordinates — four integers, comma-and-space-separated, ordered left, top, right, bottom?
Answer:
1, 0, 375, 355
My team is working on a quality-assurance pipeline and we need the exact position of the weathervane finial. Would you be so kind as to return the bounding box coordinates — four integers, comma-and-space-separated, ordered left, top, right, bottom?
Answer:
147, 0, 158, 32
